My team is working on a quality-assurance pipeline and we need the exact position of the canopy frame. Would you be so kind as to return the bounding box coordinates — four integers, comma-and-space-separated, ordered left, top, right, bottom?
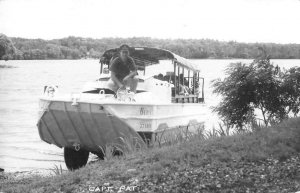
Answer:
100, 47, 201, 73
99, 46, 204, 103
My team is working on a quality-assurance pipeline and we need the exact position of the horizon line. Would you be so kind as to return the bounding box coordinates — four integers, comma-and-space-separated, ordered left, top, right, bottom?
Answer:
6, 35, 300, 45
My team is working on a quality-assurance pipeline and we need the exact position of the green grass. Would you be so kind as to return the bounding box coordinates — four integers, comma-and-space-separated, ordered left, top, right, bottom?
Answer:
1, 118, 300, 193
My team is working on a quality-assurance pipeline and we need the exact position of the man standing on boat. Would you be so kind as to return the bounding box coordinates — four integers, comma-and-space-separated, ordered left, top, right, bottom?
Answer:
107, 44, 138, 93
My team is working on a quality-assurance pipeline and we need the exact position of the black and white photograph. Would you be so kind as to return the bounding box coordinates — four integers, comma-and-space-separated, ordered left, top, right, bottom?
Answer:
0, 0, 300, 192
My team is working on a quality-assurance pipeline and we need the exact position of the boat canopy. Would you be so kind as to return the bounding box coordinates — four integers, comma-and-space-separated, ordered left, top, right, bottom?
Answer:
100, 47, 200, 72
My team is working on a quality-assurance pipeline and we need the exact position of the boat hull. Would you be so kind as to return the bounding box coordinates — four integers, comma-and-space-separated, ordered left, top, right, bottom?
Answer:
37, 98, 206, 152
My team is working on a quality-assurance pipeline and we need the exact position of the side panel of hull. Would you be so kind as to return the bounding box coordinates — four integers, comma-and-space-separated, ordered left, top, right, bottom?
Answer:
37, 100, 206, 152
37, 101, 145, 152
104, 104, 207, 132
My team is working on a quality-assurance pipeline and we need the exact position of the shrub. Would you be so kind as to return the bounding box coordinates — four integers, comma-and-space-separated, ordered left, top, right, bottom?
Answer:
212, 58, 300, 128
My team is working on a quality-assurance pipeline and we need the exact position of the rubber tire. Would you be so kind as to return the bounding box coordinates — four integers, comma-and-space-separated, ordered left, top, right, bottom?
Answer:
93, 151, 104, 160
64, 147, 89, 171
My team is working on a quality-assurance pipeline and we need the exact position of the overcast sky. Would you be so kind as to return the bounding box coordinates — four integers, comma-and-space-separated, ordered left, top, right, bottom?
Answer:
0, 0, 300, 43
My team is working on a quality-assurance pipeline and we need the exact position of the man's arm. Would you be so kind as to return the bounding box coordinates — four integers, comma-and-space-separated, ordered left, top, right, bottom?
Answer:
123, 57, 137, 81
111, 71, 124, 88
109, 57, 124, 88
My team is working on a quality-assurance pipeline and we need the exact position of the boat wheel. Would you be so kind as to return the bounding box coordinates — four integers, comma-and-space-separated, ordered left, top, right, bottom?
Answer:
92, 148, 122, 161
94, 151, 104, 160
64, 147, 89, 170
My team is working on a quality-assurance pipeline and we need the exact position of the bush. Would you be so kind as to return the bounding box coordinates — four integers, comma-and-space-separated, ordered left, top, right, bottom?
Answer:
212, 58, 300, 128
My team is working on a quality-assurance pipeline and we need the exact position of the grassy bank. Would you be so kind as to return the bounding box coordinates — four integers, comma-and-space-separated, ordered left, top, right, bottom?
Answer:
1, 118, 300, 193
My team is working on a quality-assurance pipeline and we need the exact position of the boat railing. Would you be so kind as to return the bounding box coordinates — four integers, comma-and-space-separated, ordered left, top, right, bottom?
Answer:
172, 60, 204, 103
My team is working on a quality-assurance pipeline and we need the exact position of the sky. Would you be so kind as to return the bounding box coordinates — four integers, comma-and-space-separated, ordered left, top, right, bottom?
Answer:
0, 0, 300, 44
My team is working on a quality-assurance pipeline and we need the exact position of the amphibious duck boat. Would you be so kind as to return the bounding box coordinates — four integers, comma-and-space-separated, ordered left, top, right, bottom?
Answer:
37, 47, 206, 170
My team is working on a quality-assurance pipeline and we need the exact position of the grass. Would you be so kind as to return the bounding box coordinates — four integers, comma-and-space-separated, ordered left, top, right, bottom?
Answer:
50, 164, 65, 176
1, 118, 300, 192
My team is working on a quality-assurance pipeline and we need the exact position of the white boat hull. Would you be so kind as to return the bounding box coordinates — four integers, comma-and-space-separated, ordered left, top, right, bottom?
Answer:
37, 97, 206, 152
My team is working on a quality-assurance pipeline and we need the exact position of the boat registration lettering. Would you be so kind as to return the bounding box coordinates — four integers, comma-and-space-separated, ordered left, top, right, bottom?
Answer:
139, 107, 152, 115
140, 122, 152, 129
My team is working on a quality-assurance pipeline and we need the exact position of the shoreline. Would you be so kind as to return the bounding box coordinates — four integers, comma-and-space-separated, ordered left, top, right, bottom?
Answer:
0, 169, 53, 178
2, 58, 300, 61
1, 117, 300, 192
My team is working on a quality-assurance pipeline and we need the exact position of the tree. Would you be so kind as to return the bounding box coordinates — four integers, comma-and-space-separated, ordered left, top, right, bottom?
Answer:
46, 44, 62, 59
0, 34, 15, 60
4, 36, 300, 60
212, 58, 298, 128
281, 66, 300, 117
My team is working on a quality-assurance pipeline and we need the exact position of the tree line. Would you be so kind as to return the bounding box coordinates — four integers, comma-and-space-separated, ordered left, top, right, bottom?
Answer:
1, 34, 300, 60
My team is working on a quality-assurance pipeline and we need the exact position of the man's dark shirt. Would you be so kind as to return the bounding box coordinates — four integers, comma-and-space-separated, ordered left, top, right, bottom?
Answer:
109, 56, 136, 81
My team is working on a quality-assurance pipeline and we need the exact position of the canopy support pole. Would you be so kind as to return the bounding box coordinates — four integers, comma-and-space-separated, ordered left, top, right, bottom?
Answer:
188, 70, 190, 88
100, 62, 103, 74
173, 61, 177, 97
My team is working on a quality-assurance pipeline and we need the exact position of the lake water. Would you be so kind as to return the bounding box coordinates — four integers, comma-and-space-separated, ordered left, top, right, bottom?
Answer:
0, 59, 299, 173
